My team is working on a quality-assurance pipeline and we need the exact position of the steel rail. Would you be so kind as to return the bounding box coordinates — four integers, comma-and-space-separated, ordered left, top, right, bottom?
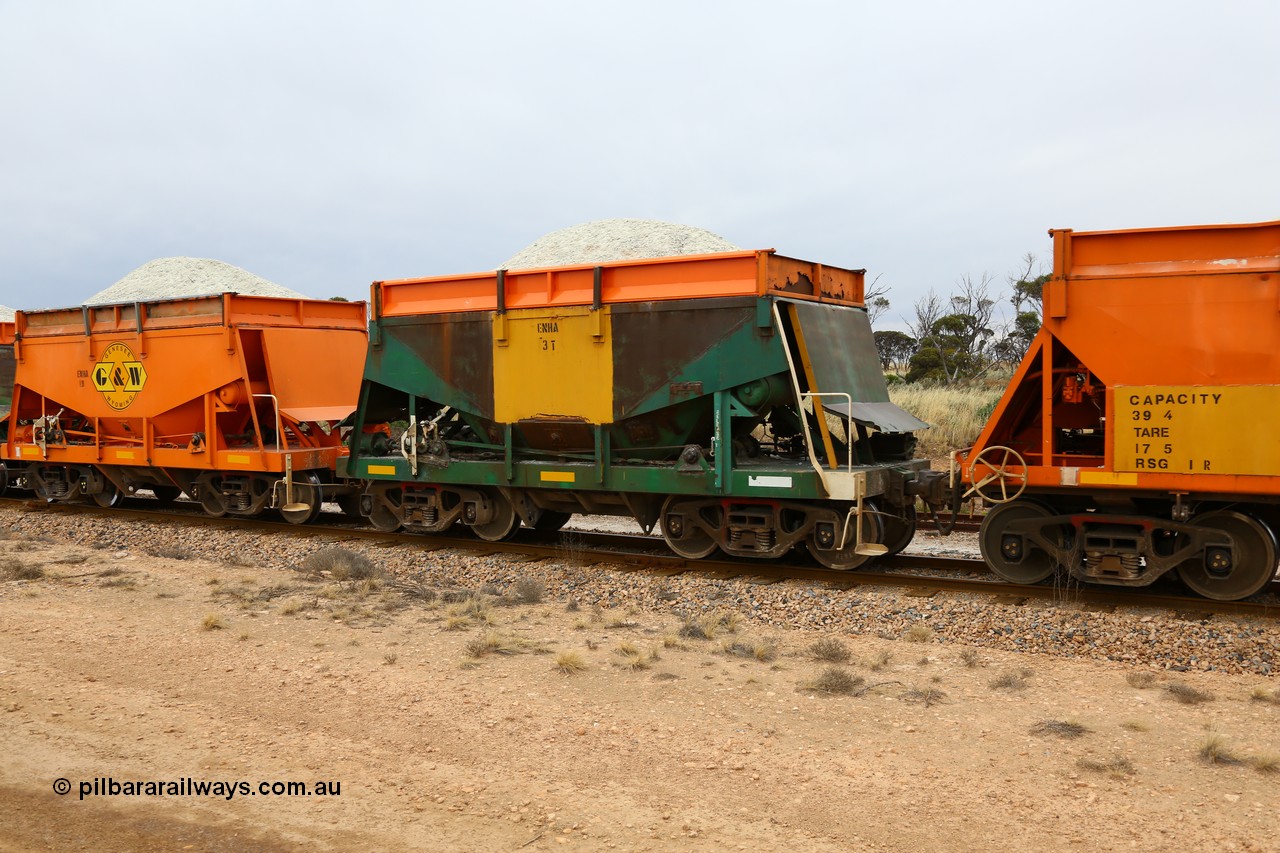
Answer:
3, 497, 1276, 619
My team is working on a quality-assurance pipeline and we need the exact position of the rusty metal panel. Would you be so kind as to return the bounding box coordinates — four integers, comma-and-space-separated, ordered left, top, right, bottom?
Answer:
608, 297, 782, 420
764, 255, 865, 306
367, 312, 495, 419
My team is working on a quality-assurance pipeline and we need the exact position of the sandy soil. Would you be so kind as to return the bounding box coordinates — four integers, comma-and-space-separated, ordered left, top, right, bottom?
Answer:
2, 534, 1278, 852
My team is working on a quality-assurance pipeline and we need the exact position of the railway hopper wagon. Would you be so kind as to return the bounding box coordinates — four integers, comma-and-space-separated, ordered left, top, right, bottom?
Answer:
955, 218, 1280, 600
341, 250, 938, 567
1, 294, 367, 522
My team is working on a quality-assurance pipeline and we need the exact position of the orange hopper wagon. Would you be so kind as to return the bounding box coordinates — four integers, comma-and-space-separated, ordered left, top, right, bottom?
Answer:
954, 218, 1280, 600
1, 294, 367, 523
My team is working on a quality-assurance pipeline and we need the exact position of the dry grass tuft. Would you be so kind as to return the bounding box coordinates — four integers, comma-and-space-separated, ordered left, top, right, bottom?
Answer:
201, 613, 226, 631
277, 599, 311, 616
554, 651, 587, 674
802, 667, 865, 696
509, 576, 544, 604
1121, 719, 1150, 732
990, 668, 1033, 690
958, 648, 981, 668
678, 611, 742, 641
1166, 682, 1214, 705
808, 637, 852, 663
300, 547, 380, 581
1077, 755, 1135, 778
1125, 671, 1158, 689
467, 632, 541, 658
866, 650, 893, 672
382, 653, 398, 665
386, 578, 437, 602
904, 623, 933, 643
1249, 753, 1279, 774
1199, 732, 1242, 765
723, 639, 777, 663
3, 561, 45, 581
615, 646, 653, 671
903, 687, 946, 707
889, 383, 1004, 458
1250, 686, 1280, 706
1031, 719, 1089, 739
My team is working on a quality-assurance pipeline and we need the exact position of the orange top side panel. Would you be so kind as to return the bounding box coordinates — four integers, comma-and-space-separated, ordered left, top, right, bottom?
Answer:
376, 250, 867, 318
1052, 219, 1280, 279
17, 294, 367, 339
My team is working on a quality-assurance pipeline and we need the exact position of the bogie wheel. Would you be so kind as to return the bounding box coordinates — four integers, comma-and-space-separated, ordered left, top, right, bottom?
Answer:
91, 483, 122, 508
151, 486, 182, 505
471, 491, 521, 541
280, 472, 323, 525
336, 492, 363, 521
29, 470, 52, 503
965, 445, 1028, 504
660, 496, 718, 560
198, 481, 227, 519
1177, 511, 1278, 601
534, 510, 572, 532
368, 501, 402, 532
880, 502, 917, 558
808, 507, 884, 570
979, 501, 1060, 584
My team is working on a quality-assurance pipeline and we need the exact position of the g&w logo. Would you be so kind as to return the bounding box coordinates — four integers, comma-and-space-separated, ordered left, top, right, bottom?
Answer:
92, 342, 148, 410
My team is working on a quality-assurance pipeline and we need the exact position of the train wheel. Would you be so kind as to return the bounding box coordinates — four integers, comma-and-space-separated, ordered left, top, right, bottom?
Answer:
91, 483, 122, 508
29, 473, 53, 503
336, 492, 362, 520
151, 486, 182, 504
199, 484, 227, 519
979, 501, 1059, 584
808, 508, 883, 570
880, 503, 917, 558
280, 472, 323, 525
1177, 511, 1277, 601
471, 491, 520, 541
660, 496, 718, 559
368, 502, 402, 532
534, 510, 572, 532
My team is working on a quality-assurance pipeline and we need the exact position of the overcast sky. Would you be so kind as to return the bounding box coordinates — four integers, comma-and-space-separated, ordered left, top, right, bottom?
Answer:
2, 1, 1277, 327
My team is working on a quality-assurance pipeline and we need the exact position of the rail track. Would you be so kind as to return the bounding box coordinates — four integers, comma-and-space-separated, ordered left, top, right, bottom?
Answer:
4, 495, 1277, 619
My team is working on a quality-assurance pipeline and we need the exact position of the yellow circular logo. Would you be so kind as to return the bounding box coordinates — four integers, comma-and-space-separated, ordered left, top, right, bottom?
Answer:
91, 342, 148, 410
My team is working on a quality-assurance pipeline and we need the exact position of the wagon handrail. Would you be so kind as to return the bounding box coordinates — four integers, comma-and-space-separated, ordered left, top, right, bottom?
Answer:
799, 391, 855, 473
